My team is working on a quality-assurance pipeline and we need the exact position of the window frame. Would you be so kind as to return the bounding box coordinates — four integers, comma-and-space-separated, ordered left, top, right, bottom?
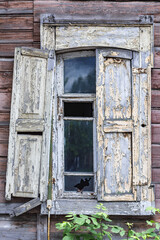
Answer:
55, 50, 97, 199
40, 14, 154, 215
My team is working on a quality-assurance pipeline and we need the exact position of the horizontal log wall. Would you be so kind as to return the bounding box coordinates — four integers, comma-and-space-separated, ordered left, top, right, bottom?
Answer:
0, 0, 160, 239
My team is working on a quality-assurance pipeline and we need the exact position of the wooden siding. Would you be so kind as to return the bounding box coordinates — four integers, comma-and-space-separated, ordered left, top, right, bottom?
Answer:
0, 0, 160, 239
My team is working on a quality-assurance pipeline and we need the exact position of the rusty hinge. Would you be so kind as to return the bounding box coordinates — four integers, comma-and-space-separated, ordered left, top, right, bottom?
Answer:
132, 68, 147, 74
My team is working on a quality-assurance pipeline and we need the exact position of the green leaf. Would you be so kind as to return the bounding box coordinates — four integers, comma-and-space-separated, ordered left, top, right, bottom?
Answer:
90, 217, 98, 226
145, 227, 155, 234
146, 220, 153, 226
63, 234, 74, 240
156, 222, 160, 230
111, 227, 121, 233
120, 230, 126, 237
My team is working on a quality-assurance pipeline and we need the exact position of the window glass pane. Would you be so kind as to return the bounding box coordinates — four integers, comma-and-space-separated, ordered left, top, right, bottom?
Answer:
64, 120, 93, 172
64, 102, 93, 117
64, 56, 96, 93
65, 176, 94, 192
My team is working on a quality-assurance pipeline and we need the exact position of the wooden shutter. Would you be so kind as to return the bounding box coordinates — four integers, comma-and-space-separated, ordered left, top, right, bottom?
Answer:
5, 47, 54, 201
96, 48, 151, 202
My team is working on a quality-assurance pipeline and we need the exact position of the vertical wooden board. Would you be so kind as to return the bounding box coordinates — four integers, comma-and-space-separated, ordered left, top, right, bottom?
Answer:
103, 132, 132, 196
139, 71, 151, 185
140, 27, 152, 68
104, 58, 131, 119
14, 135, 42, 198
41, 25, 55, 50
96, 49, 135, 201
18, 56, 47, 119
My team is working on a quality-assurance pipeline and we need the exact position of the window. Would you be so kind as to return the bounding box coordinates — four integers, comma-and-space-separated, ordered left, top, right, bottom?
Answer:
5, 16, 155, 215
56, 51, 96, 198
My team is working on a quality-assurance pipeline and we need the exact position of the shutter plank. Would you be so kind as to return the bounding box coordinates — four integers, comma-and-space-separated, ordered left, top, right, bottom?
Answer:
5, 47, 54, 201
14, 135, 42, 197
96, 49, 135, 201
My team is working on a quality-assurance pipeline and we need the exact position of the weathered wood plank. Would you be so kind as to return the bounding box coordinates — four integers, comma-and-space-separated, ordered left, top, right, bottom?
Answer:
0, 128, 9, 142
0, 214, 37, 240
0, 43, 33, 57
0, 16, 33, 30
55, 26, 139, 51
151, 69, 160, 89
0, 72, 12, 89
154, 48, 160, 68
155, 199, 160, 208
0, 31, 33, 43
16, 119, 44, 132
152, 110, 160, 124
10, 198, 41, 217
152, 168, 160, 183
33, 23, 40, 42
0, 92, 11, 112
152, 144, 160, 168
151, 90, 160, 108
155, 184, 160, 199
37, 215, 47, 240
0, 1, 33, 14
154, 23, 160, 47
0, 59, 13, 72
34, 1, 160, 22
0, 143, 8, 156
152, 124, 160, 144
0, 157, 7, 176
41, 199, 154, 215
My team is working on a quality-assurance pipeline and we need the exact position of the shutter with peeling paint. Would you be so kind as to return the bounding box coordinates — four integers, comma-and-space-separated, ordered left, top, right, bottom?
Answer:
96, 48, 152, 202
5, 47, 54, 202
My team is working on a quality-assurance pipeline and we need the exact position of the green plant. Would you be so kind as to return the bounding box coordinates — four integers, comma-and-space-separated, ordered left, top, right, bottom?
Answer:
55, 205, 160, 240
55, 203, 125, 240
123, 207, 160, 240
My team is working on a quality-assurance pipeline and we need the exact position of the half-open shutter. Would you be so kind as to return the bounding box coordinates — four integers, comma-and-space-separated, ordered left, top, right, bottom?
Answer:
96, 48, 146, 201
5, 47, 54, 201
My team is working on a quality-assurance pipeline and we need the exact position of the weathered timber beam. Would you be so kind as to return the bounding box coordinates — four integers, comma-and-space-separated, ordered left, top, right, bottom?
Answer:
10, 198, 41, 217
41, 14, 154, 26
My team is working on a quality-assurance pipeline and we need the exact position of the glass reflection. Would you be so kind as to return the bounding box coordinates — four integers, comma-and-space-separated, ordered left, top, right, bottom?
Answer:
64, 56, 96, 93
64, 120, 93, 172
65, 176, 94, 191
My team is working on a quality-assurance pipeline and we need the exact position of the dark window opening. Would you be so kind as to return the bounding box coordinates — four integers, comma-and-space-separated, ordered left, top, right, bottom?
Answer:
65, 176, 94, 192
64, 56, 96, 93
64, 102, 93, 117
64, 120, 93, 172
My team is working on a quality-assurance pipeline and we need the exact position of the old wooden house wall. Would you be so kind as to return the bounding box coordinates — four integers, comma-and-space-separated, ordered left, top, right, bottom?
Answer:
0, 0, 160, 239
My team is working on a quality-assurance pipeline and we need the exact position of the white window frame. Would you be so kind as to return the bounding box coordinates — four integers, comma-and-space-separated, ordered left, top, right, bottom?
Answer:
40, 14, 154, 215
55, 51, 97, 199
